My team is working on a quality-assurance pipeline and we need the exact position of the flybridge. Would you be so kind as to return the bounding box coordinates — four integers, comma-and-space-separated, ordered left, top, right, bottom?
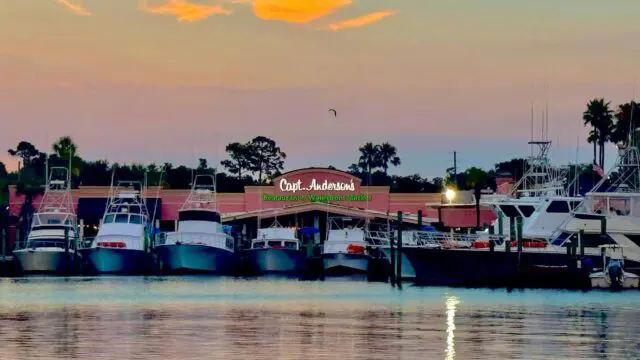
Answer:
279, 178, 356, 193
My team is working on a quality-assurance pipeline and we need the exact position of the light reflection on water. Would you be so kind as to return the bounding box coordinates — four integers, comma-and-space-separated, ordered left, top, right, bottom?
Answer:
445, 295, 459, 360
0, 276, 639, 359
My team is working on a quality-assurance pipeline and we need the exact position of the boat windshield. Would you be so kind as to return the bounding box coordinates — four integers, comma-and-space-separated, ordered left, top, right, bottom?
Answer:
32, 213, 74, 227
103, 213, 147, 225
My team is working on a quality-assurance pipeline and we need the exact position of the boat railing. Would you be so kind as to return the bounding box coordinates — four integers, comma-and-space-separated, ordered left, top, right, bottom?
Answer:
367, 230, 506, 249
155, 232, 234, 251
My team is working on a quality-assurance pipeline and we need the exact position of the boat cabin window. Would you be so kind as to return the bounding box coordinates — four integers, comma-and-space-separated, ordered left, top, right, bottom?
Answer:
115, 214, 129, 223
546, 201, 570, 213
498, 205, 521, 218
284, 241, 297, 249
252, 241, 265, 249
47, 219, 62, 225
268, 241, 283, 248
587, 197, 632, 216
517, 205, 535, 217
570, 201, 581, 210
129, 214, 143, 224
104, 214, 115, 224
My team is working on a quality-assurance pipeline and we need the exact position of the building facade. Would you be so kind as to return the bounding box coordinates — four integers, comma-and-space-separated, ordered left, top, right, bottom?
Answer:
7, 168, 497, 245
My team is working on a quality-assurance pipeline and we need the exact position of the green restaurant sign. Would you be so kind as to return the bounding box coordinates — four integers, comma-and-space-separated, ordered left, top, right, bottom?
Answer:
262, 194, 371, 202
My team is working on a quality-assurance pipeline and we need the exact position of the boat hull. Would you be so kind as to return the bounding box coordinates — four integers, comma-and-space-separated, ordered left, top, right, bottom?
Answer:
13, 249, 77, 274
246, 248, 305, 273
380, 248, 416, 279
322, 253, 369, 273
155, 244, 236, 274
85, 247, 151, 274
403, 247, 604, 288
590, 272, 640, 289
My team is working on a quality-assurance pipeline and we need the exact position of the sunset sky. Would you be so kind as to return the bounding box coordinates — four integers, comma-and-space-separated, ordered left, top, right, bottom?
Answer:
1, 0, 639, 177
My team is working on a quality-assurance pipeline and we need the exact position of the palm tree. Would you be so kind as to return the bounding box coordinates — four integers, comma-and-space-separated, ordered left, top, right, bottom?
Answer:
583, 99, 613, 167
358, 142, 380, 185
52, 136, 81, 177
52, 136, 77, 160
611, 101, 640, 147
377, 142, 401, 176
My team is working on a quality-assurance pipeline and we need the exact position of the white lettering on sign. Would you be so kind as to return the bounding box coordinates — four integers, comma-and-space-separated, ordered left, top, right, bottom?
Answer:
279, 178, 355, 193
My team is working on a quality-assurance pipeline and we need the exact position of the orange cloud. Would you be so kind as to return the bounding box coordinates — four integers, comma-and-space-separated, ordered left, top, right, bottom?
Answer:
252, 0, 351, 24
326, 10, 397, 31
141, 0, 232, 22
56, 0, 92, 16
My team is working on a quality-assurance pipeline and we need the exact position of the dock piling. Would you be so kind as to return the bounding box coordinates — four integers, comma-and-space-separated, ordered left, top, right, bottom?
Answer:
579, 229, 585, 257
506, 217, 514, 252
389, 226, 396, 287
396, 211, 403, 287
64, 227, 69, 254
516, 216, 523, 254
417, 210, 423, 226
1, 228, 5, 262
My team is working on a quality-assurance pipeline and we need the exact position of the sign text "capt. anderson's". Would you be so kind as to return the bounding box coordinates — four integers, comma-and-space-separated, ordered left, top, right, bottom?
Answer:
279, 178, 356, 193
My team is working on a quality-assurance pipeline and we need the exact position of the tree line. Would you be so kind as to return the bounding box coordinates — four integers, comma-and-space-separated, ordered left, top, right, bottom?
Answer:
0, 136, 537, 202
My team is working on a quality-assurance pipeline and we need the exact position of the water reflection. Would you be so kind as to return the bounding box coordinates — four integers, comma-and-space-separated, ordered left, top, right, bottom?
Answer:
0, 277, 639, 359
445, 295, 459, 360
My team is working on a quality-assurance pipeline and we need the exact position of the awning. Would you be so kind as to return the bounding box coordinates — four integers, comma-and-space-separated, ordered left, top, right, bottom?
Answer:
221, 202, 435, 225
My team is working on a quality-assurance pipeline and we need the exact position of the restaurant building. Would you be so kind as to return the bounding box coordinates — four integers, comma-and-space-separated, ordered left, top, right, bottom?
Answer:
7, 167, 497, 245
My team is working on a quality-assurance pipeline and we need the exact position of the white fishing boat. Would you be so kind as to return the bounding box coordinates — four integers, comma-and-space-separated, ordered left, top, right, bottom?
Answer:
85, 178, 153, 274
483, 141, 582, 242
552, 142, 640, 271
322, 217, 369, 273
13, 166, 79, 273
155, 174, 236, 273
590, 245, 640, 289
246, 220, 305, 273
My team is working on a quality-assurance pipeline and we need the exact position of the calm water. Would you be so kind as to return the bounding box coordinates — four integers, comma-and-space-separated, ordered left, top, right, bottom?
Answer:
0, 276, 639, 360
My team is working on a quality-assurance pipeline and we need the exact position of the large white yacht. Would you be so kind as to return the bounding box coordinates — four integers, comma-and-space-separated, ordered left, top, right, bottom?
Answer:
85, 179, 153, 274
321, 217, 369, 274
551, 143, 640, 272
155, 174, 236, 273
246, 220, 306, 273
483, 141, 582, 242
13, 166, 80, 273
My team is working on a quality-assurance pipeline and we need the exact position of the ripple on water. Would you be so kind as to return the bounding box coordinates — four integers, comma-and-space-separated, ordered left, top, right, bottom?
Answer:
0, 276, 639, 360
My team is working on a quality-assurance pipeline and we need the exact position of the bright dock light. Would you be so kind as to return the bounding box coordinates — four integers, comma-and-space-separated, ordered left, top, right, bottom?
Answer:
444, 188, 456, 203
